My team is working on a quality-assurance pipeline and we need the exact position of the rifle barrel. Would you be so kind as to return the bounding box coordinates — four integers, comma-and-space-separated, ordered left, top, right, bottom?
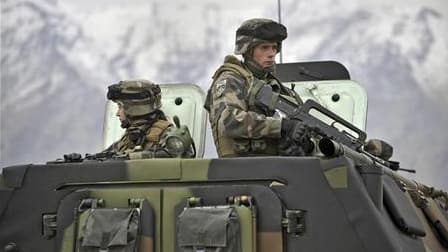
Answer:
318, 137, 422, 190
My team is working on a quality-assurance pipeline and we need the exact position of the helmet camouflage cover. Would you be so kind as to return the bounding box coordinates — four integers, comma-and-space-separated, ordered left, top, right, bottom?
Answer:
234, 18, 287, 55
107, 79, 162, 117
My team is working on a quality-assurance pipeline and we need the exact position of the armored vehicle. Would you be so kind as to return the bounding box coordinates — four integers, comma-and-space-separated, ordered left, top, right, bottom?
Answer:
1, 61, 447, 252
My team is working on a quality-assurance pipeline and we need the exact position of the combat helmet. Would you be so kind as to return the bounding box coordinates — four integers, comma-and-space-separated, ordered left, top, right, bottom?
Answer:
234, 18, 287, 56
107, 79, 162, 118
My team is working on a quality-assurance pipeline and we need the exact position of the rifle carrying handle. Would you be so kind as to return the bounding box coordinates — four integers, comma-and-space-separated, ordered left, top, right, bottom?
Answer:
300, 99, 367, 142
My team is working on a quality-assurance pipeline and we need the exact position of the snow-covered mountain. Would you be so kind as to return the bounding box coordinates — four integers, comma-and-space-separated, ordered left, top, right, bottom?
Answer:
1, 0, 447, 189
1, 0, 109, 164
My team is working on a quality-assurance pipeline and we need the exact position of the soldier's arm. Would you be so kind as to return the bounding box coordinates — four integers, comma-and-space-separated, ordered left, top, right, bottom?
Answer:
159, 123, 196, 158
210, 72, 281, 139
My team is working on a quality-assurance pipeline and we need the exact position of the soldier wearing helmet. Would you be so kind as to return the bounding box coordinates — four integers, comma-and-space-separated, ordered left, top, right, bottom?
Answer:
103, 79, 195, 159
204, 18, 311, 157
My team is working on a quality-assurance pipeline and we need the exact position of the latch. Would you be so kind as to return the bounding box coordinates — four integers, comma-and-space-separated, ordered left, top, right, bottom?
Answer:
282, 209, 306, 236
42, 214, 57, 239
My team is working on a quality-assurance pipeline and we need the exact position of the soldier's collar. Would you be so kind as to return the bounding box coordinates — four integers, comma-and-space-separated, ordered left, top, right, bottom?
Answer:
223, 55, 241, 65
244, 59, 269, 79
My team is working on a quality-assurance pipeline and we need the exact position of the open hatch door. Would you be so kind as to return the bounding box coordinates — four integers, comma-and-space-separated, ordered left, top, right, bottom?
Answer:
277, 61, 368, 130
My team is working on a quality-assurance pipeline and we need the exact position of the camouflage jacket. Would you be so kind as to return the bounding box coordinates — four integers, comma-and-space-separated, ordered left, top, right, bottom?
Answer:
105, 119, 194, 158
204, 55, 301, 157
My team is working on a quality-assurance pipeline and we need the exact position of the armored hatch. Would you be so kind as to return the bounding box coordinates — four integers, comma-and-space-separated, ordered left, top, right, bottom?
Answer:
277, 61, 368, 131
102, 83, 207, 157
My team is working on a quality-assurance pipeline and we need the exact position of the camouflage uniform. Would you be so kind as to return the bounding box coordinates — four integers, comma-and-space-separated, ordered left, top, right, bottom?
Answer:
105, 80, 195, 158
204, 19, 302, 157
105, 118, 173, 154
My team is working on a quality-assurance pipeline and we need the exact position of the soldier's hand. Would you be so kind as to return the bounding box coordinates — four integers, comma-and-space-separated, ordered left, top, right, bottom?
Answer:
281, 119, 305, 139
281, 119, 314, 153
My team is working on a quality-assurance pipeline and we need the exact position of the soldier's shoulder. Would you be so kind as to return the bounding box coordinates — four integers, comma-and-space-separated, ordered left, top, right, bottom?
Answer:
146, 120, 172, 143
150, 120, 172, 132
215, 69, 245, 82
213, 55, 247, 83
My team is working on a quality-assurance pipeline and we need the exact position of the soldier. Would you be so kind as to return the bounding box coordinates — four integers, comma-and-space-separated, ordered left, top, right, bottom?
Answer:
104, 79, 195, 159
204, 18, 312, 157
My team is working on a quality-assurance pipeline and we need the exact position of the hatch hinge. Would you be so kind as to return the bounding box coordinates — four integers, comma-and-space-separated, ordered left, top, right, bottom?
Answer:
282, 209, 306, 236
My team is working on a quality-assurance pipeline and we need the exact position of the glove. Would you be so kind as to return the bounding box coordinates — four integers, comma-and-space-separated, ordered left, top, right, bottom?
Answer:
281, 119, 306, 140
281, 119, 314, 154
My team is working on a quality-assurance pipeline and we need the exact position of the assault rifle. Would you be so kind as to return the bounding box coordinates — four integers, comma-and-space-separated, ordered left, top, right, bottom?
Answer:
47, 149, 180, 164
47, 151, 129, 164
255, 85, 412, 172
255, 85, 448, 224
84, 151, 128, 161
